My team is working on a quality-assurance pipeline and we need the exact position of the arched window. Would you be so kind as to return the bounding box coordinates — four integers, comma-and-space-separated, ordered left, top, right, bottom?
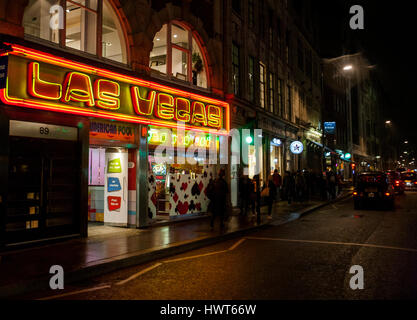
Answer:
150, 22, 208, 88
23, 0, 127, 64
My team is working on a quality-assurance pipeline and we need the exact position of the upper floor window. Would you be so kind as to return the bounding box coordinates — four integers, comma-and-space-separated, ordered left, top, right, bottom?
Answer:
150, 22, 208, 88
23, 0, 128, 64
259, 62, 266, 109
232, 43, 240, 96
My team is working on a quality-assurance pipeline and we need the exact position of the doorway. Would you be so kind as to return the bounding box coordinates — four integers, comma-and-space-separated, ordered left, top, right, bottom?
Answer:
5, 136, 80, 244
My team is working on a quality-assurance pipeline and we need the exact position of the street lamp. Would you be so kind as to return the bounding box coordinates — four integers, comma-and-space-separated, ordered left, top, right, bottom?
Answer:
385, 120, 391, 125
343, 65, 353, 71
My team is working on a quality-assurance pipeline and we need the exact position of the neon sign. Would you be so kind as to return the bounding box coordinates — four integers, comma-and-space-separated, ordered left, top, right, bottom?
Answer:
1, 44, 229, 135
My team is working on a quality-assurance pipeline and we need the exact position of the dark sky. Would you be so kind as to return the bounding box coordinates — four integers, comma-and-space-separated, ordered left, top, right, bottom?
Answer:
316, 0, 416, 151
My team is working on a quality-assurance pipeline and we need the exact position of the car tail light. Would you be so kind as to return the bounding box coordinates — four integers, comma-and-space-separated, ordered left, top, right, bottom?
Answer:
414, 182, 417, 185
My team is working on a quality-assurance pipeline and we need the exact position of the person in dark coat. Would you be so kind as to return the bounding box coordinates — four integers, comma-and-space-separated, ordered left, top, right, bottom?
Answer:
266, 176, 277, 219
239, 174, 251, 216
282, 171, 295, 204
210, 169, 229, 230
252, 174, 261, 223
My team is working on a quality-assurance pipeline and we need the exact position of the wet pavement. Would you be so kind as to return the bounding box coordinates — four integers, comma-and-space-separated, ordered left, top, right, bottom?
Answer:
0, 192, 350, 298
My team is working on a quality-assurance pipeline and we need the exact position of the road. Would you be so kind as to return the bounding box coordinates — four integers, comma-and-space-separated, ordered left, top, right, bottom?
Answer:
25, 192, 417, 300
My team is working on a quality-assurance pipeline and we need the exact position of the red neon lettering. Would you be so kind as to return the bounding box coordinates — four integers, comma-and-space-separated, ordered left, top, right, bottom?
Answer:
28, 62, 62, 100
94, 79, 120, 110
207, 105, 222, 129
175, 97, 191, 123
191, 102, 207, 126
155, 93, 175, 120
131, 87, 155, 116
62, 72, 95, 106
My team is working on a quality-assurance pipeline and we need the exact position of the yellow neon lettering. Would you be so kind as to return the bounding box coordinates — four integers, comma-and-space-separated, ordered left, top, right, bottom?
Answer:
94, 79, 120, 110
62, 72, 95, 106
131, 86, 155, 115
155, 93, 174, 120
28, 62, 62, 100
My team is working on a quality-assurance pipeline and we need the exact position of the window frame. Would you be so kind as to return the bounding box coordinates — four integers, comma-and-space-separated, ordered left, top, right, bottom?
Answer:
150, 21, 209, 88
248, 55, 255, 102
232, 42, 240, 96
259, 62, 266, 109
268, 72, 274, 113
23, 0, 129, 65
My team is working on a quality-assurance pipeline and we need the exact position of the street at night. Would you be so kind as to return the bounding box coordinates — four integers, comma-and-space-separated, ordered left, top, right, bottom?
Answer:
18, 193, 416, 300
1, 0, 417, 312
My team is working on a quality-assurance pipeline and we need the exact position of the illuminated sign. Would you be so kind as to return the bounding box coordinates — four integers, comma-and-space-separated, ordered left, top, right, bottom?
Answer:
324, 122, 336, 134
90, 120, 135, 143
147, 127, 219, 149
0, 44, 229, 135
290, 141, 304, 155
271, 138, 282, 147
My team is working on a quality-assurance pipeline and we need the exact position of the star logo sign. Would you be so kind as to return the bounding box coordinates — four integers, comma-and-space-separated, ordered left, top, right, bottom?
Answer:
290, 141, 303, 154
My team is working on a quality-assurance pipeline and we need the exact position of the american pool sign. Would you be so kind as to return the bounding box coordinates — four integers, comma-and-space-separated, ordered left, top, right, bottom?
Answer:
0, 44, 229, 134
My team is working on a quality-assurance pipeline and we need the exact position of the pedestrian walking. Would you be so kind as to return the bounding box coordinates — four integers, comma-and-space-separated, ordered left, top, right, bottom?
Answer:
327, 170, 337, 200
239, 174, 251, 216
282, 171, 295, 205
252, 174, 261, 223
265, 175, 277, 219
295, 170, 305, 202
272, 169, 282, 201
302, 169, 311, 202
210, 169, 229, 230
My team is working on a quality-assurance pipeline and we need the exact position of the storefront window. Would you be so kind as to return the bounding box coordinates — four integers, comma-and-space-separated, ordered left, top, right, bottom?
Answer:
23, 0, 128, 64
270, 138, 282, 175
147, 127, 219, 219
23, 0, 60, 44
150, 22, 208, 88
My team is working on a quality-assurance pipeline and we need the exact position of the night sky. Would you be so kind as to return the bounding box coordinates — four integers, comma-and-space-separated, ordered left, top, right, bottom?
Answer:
316, 0, 416, 152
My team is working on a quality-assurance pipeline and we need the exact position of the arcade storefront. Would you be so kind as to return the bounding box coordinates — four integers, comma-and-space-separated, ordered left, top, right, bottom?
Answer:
0, 43, 229, 247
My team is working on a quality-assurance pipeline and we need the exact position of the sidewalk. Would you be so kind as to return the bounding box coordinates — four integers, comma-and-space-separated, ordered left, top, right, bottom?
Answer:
0, 189, 352, 298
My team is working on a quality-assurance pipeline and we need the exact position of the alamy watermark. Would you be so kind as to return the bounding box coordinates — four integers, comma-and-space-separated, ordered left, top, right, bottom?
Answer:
349, 5, 364, 30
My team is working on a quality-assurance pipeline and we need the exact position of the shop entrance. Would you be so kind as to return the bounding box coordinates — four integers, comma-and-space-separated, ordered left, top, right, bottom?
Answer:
5, 136, 80, 245
87, 120, 138, 235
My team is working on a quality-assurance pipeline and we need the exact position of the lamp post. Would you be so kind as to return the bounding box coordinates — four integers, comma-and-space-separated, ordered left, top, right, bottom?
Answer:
343, 64, 354, 177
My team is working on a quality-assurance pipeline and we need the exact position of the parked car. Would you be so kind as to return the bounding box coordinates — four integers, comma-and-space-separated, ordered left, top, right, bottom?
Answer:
353, 172, 395, 210
386, 170, 405, 194
401, 171, 417, 191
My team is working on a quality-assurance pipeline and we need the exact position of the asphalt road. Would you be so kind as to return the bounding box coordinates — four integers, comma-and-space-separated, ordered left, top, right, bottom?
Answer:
26, 192, 417, 300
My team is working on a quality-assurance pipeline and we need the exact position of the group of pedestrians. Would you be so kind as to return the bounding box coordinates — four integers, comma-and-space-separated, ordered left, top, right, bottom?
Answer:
238, 169, 282, 220
207, 167, 344, 230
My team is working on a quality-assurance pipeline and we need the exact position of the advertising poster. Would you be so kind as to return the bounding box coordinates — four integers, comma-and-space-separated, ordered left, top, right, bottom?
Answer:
104, 149, 128, 225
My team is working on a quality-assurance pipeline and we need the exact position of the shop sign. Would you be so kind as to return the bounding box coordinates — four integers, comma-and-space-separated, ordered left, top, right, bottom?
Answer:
1, 44, 229, 134
148, 127, 219, 149
107, 196, 121, 212
271, 138, 282, 147
324, 122, 336, 134
108, 158, 122, 173
9, 119, 78, 141
107, 177, 122, 192
90, 120, 135, 143
290, 141, 304, 154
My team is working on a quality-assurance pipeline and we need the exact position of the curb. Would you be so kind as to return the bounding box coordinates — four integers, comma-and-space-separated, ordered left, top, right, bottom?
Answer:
297, 192, 353, 218
1, 191, 352, 299
1, 221, 271, 299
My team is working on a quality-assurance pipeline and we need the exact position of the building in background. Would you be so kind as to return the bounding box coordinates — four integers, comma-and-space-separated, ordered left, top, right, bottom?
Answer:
224, 0, 323, 207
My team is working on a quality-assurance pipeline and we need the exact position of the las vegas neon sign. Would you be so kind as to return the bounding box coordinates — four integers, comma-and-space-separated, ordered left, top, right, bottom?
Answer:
0, 44, 229, 134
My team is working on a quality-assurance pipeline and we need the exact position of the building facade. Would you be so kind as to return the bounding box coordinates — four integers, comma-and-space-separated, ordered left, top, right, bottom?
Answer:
224, 0, 323, 207
0, 0, 325, 247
